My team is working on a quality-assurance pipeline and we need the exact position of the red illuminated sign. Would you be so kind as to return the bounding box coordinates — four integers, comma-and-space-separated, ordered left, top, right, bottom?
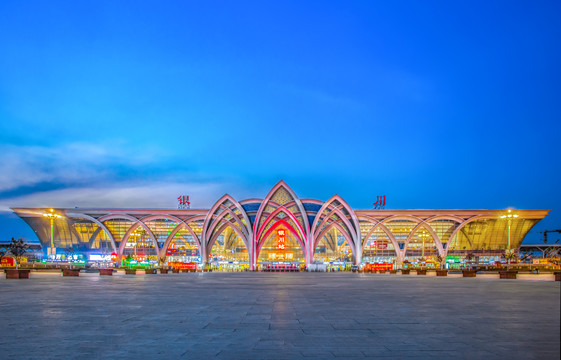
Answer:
373, 195, 386, 209
277, 229, 285, 250
178, 195, 190, 209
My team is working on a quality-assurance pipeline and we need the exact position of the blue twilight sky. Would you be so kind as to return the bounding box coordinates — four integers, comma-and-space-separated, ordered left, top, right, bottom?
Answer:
0, 0, 560, 244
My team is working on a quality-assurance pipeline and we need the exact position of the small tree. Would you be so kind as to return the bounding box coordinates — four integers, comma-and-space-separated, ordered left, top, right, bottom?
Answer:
9, 238, 29, 269
504, 249, 517, 271
436, 254, 445, 270
465, 253, 474, 269
65, 247, 76, 269
158, 255, 166, 270
125, 255, 134, 269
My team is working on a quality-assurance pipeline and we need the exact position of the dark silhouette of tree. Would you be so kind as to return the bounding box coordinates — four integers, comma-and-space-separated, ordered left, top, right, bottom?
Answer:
9, 238, 29, 269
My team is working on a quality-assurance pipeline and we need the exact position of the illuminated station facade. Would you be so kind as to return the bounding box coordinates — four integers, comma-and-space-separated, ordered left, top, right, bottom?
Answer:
12, 181, 549, 270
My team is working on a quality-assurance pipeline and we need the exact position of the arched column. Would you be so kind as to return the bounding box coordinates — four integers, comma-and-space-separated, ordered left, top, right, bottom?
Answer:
207, 221, 250, 261
403, 222, 445, 258
66, 212, 117, 252
118, 221, 160, 259
310, 195, 361, 264
252, 180, 310, 270
160, 219, 204, 263
358, 216, 403, 264
255, 219, 307, 263
202, 194, 253, 266
313, 222, 357, 264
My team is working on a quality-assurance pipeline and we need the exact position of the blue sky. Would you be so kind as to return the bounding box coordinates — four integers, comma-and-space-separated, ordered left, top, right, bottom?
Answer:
1, 1, 560, 244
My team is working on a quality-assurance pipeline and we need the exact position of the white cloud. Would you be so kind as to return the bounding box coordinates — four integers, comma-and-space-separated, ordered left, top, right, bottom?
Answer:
0, 141, 269, 212
0, 181, 233, 211
0, 141, 165, 192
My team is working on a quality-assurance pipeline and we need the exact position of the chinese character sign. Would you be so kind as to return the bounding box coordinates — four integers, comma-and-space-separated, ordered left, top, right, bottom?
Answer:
178, 195, 190, 209
373, 195, 386, 209
277, 229, 285, 250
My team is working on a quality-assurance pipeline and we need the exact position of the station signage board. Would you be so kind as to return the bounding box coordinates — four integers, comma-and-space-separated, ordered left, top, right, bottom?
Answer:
277, 229, 285, 250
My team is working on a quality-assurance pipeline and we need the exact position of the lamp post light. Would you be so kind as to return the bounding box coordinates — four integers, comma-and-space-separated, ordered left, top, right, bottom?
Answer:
500, 209, 519, 270
42, 209, 62, 259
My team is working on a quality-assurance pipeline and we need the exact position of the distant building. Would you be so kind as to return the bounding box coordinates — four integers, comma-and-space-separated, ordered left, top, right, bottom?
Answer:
12, 181, 549, 270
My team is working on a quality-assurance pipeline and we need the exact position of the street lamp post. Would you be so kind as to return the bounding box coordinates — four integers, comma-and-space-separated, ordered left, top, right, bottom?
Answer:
500, 209, 519, 270
43, 209, 62, 259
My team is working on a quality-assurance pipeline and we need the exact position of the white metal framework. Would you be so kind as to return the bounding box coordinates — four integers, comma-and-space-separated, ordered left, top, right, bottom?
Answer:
12, 181, 549, 269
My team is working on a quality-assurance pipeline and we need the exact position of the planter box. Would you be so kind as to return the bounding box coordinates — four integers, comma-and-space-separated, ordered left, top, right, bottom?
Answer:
190, 268, 196, 273
99, 269, 113, 276
436, 270, 448, 277
172, 268, 180, 273
499, 270, 518, 279
159, 269, 168, 274
182, 269, 189, 273
378, 270, 387, 274
145, 269, 157, 274
389, 270, 397, 274
554, 271, 561, 281
462, 270, 477, 277
401, 269, 410, 275
62, 269, 80, 277
125, 269, 136, 275
5, 269, 30, 279
416, 269, 427, 275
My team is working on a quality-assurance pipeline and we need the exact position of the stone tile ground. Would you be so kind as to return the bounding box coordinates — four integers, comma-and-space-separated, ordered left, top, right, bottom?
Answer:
0, 272, 559, 359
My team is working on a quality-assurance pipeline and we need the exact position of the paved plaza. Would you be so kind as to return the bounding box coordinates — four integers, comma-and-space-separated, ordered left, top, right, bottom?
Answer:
0, 272, 559, 359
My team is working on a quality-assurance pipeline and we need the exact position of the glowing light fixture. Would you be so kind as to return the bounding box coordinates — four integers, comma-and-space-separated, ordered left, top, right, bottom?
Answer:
43, 209, 62, 253
500, 209, 519, 270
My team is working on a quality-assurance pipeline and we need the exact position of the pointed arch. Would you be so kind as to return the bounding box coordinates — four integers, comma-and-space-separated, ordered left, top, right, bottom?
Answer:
256, 206, 307, 245
253, 181, 310, 263
207, 220, 250, 257
202, 194, 252, 261
311, 195, 360, 240
403, 221, 444, 257
358, 215, 402, 262
403, 225, 441, 259
118, 220, 160, 258
160, 222, 203, 261
313, 221, 358, 263
255, 219, 307, 261
310, 195, 361, 262
66, 212, 117, 252
425, 215, 465, 252
444, 215, 488, 255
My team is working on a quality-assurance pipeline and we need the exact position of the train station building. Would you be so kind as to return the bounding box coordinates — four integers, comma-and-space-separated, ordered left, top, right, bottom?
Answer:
12, 181, 549, 270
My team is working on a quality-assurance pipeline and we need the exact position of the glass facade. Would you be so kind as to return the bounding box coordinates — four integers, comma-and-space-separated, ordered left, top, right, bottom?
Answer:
313, 228, 353, 263
258, 228, 305, 264
209, 227, 248, 263
11, 181, 549, 267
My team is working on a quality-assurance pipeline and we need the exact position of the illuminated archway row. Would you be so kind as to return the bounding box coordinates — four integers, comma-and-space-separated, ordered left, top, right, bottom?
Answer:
11, 181, 549, 267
